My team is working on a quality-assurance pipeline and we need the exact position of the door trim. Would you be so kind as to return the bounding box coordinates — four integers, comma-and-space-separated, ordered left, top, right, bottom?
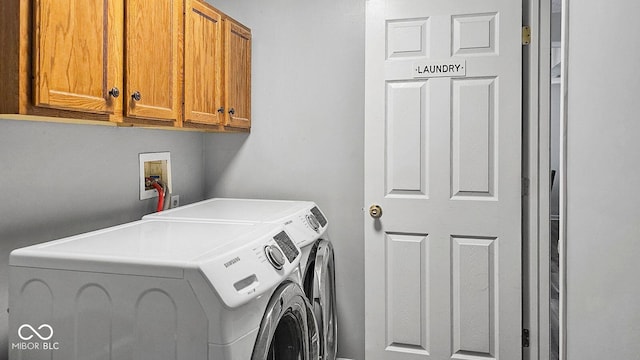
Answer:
559, 0, 570, 359
523, 0, 552, 359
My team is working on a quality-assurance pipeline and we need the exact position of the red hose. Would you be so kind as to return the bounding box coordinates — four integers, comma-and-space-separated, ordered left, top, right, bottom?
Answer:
149, 180, 165, 212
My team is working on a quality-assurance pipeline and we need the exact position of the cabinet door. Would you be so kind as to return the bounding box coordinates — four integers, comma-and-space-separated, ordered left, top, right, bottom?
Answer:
125, 0, 181, 122
184, 0, 223, 125
34, 0, 121, 114
224, 19, 251, 129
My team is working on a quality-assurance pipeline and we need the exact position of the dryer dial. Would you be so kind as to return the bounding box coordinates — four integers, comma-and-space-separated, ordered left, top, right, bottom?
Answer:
306, 213, 321, 232
264, 245, 286, 270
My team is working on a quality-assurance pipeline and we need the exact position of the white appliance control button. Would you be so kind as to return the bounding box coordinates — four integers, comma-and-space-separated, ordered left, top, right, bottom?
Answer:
264, 245, 286, 270
306, 214, 320, 232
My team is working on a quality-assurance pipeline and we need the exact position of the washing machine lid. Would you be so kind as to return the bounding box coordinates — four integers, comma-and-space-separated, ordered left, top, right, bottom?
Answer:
10, 220, 303, 308
144, 198, 313, 223
143, 198, 329, 248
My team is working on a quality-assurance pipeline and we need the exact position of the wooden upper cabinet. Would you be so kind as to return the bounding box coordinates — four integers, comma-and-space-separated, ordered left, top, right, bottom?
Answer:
224, 19, 252, 129
0, 0, 250, 132
33, 0, 122, 114
184, 4, 251, 130
184, 0, 224, 126
125, 0, 182, 124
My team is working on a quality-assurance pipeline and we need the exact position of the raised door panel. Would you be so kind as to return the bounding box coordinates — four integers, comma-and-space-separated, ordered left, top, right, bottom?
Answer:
224, 19, 251, 129
184, 0, 223, 126
125, 0, 181, 123
34, 0, 121, 114
386, 80, 429, 198
385, 233, 431, 355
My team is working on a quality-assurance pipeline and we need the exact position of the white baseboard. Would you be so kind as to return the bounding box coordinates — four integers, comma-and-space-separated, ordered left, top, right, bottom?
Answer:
337, 358, 354, 360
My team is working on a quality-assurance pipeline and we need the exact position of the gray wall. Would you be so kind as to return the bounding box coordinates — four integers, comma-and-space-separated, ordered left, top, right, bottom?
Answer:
203, 1, 365, 359
565, 1, 640, 359
551, 12, 562, 43
0, 119, 206, 359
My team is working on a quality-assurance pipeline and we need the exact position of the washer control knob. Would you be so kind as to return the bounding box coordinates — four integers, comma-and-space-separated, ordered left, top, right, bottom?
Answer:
306, 214, 320, 232
265, 245, 286, 270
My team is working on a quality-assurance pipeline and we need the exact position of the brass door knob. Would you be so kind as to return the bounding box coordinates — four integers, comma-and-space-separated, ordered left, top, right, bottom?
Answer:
369, 204, 382, 218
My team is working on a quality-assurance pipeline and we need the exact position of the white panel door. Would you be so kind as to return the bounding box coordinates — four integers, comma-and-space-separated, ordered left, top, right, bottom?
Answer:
364, 0, 522, 359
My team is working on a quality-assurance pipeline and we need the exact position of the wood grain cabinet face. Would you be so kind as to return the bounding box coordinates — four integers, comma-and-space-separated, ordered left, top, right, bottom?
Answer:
125, 0, 182, 123
184, 0, 223, 126
33, 0, 122, 114
224, 19, 252, 129
1, 0, 250, 132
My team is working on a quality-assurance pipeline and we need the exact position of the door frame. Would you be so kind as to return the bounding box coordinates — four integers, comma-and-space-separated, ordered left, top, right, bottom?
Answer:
523, 0, 551, 359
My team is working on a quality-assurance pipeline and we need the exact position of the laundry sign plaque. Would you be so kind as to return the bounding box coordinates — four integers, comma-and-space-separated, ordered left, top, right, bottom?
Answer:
413, 60, 466, 78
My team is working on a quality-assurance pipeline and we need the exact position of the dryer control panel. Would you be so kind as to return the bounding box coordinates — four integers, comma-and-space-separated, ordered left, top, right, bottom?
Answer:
310, 206, 328, 227
278, 203, 329, 249
273, 230, 299, 262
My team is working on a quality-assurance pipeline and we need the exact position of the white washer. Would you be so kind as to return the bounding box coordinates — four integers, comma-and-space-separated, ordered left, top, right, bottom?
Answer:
9, 219, 318, 360
144, 198, 338, 360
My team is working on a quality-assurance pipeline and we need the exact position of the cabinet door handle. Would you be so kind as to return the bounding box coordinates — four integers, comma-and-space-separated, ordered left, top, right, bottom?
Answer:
108, 87, 120, 98
131, 91, 141, 101
217, 107, 224, 113
228, 108, 235, 115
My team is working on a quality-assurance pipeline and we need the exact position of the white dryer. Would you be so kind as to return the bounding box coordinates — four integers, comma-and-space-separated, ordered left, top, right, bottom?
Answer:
9, 219, 318, 360
144, 198, 338, 360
